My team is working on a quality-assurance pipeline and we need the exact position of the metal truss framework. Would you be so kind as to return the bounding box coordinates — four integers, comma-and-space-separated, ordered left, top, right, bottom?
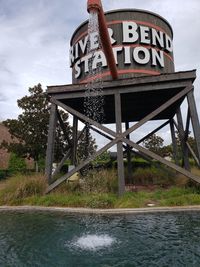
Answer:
45, 70, 200, 194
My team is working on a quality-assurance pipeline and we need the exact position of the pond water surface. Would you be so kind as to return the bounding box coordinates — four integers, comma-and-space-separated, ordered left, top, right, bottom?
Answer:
0, 210, 200, 266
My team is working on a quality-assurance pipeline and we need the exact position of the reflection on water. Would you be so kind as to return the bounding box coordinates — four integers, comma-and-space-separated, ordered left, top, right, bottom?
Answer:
0, 211, 200, 266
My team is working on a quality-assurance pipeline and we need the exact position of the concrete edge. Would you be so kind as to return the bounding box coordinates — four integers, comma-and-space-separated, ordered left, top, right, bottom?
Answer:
1, 205, 200, 214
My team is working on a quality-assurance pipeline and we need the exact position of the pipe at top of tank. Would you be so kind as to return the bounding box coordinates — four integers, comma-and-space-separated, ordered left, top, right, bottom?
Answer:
87, 0, 102, 12
87, 0, 118, 80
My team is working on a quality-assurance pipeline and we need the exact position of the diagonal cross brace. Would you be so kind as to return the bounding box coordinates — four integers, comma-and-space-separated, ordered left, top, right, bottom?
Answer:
46, 85, 193, 192
46, 137, 121, 193
122, 138, 200, 184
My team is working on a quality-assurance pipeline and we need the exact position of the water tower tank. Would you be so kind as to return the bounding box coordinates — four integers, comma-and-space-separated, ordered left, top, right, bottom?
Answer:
70, 9, 174, 84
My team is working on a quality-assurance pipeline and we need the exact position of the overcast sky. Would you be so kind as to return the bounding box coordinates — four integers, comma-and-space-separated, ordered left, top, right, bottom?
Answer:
0, 0, 200, 145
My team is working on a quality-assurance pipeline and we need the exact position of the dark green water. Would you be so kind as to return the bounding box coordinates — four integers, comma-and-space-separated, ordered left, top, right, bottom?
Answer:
0, 210, 200, 267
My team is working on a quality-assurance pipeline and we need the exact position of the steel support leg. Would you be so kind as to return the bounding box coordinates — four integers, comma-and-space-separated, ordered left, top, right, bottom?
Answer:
45, 103, 57, 184
115, 93, 125, 195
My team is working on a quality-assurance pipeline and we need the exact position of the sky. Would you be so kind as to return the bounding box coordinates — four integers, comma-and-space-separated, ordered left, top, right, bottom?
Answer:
0, 0, 200, 146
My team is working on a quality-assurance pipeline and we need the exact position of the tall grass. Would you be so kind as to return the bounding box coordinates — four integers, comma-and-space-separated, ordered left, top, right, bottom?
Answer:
0, 174, 47, 205
1, 168, 200, 208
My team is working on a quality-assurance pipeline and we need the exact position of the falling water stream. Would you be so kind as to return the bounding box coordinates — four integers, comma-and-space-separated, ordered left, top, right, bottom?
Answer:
84, 10, 104, 124
81, 11, 105, 162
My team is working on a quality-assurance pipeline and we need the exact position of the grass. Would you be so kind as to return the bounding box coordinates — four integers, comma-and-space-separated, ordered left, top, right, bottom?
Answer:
1, 168, 200, 208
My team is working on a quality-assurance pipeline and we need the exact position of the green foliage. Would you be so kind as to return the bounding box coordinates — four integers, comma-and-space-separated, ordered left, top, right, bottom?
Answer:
23, 193, 116, 208
80, 169, 118, 193
0, 170, 10, 180
113, 157, 151, 169
8, 153, 26, 174
115, 191, 151, 208
37, 156, 46, 172
84, 194, 115, 208
1, 84, 96, 170
76, 128, 97, 162
92, 151, 111, 167
2, 84, 50, 163
132, 166, 175, 185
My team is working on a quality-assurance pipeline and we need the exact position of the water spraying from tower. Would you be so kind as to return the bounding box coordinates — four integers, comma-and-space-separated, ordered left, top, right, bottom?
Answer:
84, 10, 104, 124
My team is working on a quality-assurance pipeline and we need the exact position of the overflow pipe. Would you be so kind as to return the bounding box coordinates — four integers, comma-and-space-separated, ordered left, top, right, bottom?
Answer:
87, 0, 118, 80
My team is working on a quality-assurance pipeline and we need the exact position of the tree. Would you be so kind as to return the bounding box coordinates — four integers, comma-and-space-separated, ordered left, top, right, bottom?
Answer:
1, 84, 96, 171
143, 133, 164, 155
2, 84, 50, 171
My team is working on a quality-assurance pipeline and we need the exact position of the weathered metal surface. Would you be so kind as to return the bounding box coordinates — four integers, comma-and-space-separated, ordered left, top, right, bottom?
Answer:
176, 107, 190, 170
45, 103, 57, 184
72, 116, 78, 165
170, 119, 179, 165
70, 9, 174, 83
47, 71, 196, 124
187, 90, 200, 162
47, 70, 196, 94
115, 93, 125, 195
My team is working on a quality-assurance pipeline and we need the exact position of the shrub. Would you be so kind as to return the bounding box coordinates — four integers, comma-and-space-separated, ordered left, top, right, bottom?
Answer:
0, 170, 10, 180
132, 166, 175, 185
81, 168, 118, 193
8, 153, 26, 174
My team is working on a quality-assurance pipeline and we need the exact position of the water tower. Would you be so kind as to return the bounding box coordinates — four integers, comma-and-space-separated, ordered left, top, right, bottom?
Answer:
45, 1, 200, 194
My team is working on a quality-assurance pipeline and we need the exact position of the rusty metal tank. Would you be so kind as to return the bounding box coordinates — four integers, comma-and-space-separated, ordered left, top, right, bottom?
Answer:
70, 9, 174, 84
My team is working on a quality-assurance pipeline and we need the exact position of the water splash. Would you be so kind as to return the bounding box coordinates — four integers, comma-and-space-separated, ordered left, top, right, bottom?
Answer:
72, 234, 116, 251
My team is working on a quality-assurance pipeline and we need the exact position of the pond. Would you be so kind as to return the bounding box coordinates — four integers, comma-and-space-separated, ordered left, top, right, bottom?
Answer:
0, 210, 200, 266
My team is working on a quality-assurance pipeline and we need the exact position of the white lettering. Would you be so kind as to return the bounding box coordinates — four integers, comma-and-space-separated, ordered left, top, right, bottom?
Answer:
74, 60, 81, 78
79, 36, 89, 54
92, 51, 107, 69
140, 26, 150, 44
89, 31, 99, 50
71, 21, 174, 77
122, 21, 139, 43
133, 47, 150, 64
124, 46, 131, 64
108, 28, 117, 45
165, 34, 173, 52
152, 29, 164, 48
112, 47, 123, 64
81, 53, 93, 73
69, 46, 74, 66
75, 43, 79, 59
151, 49, 164, 67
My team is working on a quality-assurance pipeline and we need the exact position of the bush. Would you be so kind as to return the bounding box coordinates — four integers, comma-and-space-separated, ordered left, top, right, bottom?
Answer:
112, 158, 151, 169
132, 166, 175, 185
0, 170, 11, 180
81, 168, 118, 193
8, 153, 26, 174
